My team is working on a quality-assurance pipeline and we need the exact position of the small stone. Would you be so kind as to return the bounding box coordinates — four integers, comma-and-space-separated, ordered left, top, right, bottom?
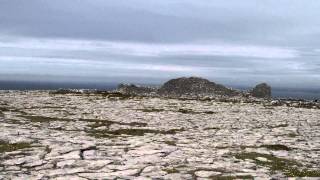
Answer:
110, 169, 140, 177
56, 159, 76, 168
256, 157, 269, 162
195, 171, 222, 178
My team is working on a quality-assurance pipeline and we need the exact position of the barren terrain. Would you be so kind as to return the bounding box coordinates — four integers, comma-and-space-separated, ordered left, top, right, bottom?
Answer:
0, 91, 319, 179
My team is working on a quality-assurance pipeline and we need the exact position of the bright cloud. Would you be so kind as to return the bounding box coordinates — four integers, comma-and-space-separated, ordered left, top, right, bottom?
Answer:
0, 37, 299, 59
0, 56, 195, 73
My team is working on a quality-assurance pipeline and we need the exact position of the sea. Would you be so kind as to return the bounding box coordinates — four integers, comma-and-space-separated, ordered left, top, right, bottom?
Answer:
0, 81, 319, 100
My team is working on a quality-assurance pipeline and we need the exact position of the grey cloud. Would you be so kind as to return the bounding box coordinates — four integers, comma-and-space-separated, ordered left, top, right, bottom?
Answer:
0, 0, 320, 89
1, 0, 317, 46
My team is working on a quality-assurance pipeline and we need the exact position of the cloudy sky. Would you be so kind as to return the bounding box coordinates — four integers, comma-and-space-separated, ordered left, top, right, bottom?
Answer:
0, 0, 320, 88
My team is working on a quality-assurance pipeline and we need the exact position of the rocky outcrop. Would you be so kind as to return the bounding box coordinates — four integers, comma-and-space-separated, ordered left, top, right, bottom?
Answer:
251, 83, 272, 99
158, 77, 239, 97
117, 84, 157, 96
116, 77, 272, 99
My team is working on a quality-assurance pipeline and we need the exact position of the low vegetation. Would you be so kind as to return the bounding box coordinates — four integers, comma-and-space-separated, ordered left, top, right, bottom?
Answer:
178, 109, 216, 114
50, 90, 135, 100
0, 107, 10, 112
204, 127, 221, 130
87, 128, 184, 138
260, 144, 292, 151
210, 175, 254, 180
20, 116, 148, 129
0, 140, 32, 153
234, 152, 320, 177
163, 140, 177, 146
139, 108, 165, 112
163, 167, 180, 174
21, 115, 73, 123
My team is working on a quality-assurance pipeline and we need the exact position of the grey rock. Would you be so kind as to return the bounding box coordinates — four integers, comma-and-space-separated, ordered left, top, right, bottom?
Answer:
117, 84, 157, 95
158, 77, 239, 97
251, 83, 272, 98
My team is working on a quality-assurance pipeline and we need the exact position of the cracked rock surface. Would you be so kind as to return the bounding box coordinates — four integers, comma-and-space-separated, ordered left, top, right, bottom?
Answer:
0, 91, 319, 179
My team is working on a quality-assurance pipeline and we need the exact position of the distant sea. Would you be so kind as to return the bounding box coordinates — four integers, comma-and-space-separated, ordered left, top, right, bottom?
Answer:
0, 81, 117, 91
0, 81, 319, 100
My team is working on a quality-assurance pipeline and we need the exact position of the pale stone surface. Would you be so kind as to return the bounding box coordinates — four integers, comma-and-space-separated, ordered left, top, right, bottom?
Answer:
0, 91, 320, 179
256, 157, 268, 162
195, 170, 222, 177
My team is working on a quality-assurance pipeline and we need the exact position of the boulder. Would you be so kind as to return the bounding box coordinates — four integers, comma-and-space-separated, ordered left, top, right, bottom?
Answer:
251, 83, 271, 98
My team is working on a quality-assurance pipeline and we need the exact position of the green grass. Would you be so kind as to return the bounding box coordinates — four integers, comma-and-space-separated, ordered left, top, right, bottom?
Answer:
20, 116, 147, 128
105, 92, 134, 100
20, 115, 73, 123
0, 107, 10, 111
210, 175, 254, 180
164, 141, 177, 146
234, 152, 320, 177
202, 111, 217, 114
287, 133, 299, 138
268, 124, 288, 128
178, 108, 198, 114
163, 168, 180, 174
50, 91, 135, 100
260, 144, 292, 151
84, 118, 147, 129
177, 108, 216, 114
204, 127, 220, 130
87, 128, 184, 138
139, 108, 216, 115
139, 108, 165, 112
0, 140, 32, 153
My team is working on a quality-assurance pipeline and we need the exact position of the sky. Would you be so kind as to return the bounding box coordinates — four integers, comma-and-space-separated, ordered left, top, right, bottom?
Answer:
0, 0, 320, 88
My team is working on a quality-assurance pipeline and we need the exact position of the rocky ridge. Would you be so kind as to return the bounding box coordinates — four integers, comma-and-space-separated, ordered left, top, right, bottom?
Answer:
117, 77, 271, 99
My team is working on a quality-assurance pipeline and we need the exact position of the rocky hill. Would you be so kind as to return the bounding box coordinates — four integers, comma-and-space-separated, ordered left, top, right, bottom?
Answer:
251, 83, 271, 99
117, 77, 271, 99
158, 77, 239, 97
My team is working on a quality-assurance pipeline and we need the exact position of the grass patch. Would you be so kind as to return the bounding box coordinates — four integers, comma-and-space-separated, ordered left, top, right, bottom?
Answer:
268, 124, 288, 128
139, 108, 165, 112
105, 92, 134, 100
83, 118, 147, 129
20, 116, 147, 128
139, 108, 216, 115
177, 109, 216, 114
45, 145, 52, 154
210, 175, 254, 180
88, 128, 184, 138
163, 168, 180, 174
288, 133, 299, 138
50, 90, 135, 100
4, 118, 28, 125
203, 111, 217, 114
204, 127, 220, 130
260, 144, 292, 151
0, 140, 32, 153
21, 115, 73, 123
0, 107, 10, 111
164, 141, 176, 146
178, 108, 197, 114
234, 152, 320, 177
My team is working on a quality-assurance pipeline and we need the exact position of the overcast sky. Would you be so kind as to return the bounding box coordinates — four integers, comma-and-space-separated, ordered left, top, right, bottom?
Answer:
0, 0, 320, 88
